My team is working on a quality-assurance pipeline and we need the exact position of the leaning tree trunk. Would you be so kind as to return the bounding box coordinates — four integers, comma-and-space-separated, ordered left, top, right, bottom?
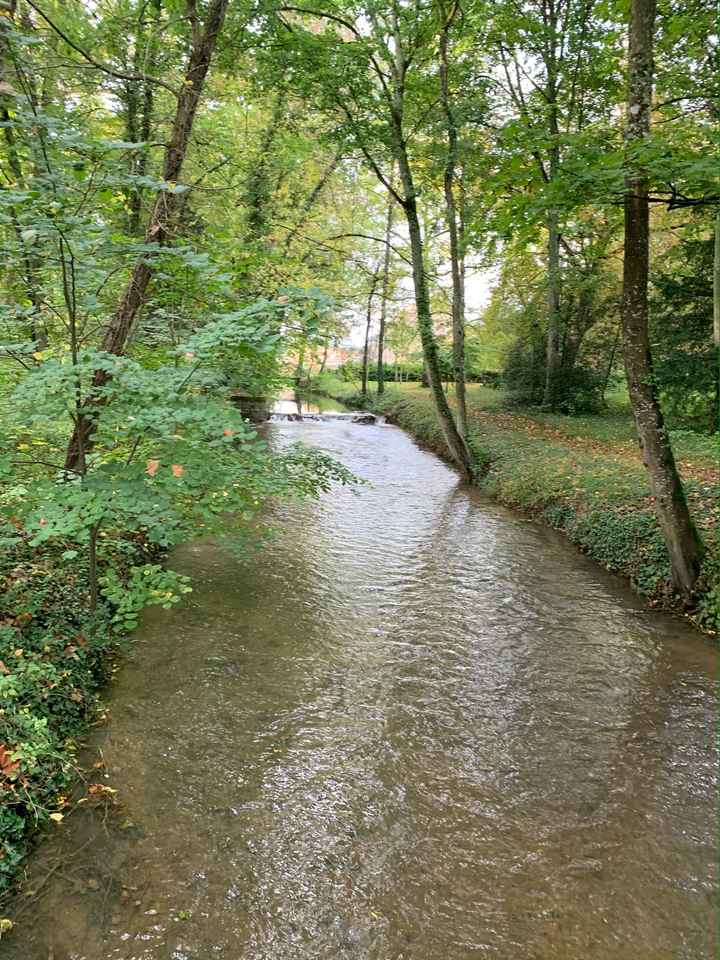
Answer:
621, 0, 704, 596
283, 152, 341, 252
438, 5, 468, 437
244, 93, 286, 243
376, 11, 474, 477
65, 0, 230, 471
396, 150, 473, 478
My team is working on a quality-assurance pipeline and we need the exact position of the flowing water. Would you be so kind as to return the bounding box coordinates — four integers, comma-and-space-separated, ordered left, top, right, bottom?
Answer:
4, 405, 717, 960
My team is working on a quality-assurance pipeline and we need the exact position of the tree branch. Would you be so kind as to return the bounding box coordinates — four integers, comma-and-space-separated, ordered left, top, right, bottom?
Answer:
23, 0, 179, 96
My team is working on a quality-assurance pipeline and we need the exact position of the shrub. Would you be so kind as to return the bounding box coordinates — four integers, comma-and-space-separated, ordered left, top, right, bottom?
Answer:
502, 335, 605, 413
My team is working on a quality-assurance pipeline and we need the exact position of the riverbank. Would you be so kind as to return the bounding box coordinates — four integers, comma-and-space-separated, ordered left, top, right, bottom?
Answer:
0, 531, 164, 906
314, 377, 719, 633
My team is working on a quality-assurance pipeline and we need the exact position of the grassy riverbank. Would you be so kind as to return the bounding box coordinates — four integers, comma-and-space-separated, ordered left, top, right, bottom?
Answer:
315, 376, 719, 633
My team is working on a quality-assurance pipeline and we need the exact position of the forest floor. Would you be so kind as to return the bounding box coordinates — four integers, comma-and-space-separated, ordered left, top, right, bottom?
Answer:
315, 377, 719, 633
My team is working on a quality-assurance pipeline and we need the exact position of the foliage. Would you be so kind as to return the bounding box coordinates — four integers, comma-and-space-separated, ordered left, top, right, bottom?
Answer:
502, 333, 607, 413
0, 0, 717, 909
650, 234, 717, 434
0, 528, 152, 894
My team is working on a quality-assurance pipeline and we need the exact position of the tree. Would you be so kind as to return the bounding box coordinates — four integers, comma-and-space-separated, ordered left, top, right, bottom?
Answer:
65, 0, 231, 470
483, 0, 622, 409
621, 0, 704, 596
376, 188, 395, 395
361, 266, 379, 398
714, 209, 720, 352
280, 1, 474, 478
651, 235, 717, 433
437, 0, 468, 436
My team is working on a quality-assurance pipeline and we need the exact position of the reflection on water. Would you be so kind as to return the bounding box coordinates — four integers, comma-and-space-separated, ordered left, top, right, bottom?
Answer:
272, 390, 347, 417
3, 417, 717, 960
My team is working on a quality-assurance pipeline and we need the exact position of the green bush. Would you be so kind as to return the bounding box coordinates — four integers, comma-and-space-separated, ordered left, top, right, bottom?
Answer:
0, 530, 151, 893
502, 335, 606, 413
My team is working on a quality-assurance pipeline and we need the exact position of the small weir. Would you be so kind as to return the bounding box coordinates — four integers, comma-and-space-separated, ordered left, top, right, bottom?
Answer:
269, 394, 382, 424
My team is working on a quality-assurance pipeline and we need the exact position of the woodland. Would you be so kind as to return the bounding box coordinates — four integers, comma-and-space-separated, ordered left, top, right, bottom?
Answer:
0, 0, 717, 910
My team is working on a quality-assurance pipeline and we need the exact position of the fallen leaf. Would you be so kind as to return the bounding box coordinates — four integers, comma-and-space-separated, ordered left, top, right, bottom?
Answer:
0, 744, 19, 779
88, 783, 117, 797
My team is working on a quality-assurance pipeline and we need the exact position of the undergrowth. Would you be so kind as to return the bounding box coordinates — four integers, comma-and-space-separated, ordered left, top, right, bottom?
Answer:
0, 529, 163, 897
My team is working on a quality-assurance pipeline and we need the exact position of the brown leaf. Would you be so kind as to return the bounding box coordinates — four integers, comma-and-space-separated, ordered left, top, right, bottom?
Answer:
0, 744, 20, 779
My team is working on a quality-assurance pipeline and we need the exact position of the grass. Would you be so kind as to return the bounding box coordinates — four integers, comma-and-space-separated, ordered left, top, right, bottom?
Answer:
314, 376, 719, 633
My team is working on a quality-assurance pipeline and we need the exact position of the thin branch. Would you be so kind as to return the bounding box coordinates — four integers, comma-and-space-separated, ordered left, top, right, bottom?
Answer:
23, 0, 179, 96
323, 231, 414, 267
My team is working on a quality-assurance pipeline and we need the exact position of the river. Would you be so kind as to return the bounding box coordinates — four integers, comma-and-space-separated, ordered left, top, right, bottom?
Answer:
4, 403, 716, 959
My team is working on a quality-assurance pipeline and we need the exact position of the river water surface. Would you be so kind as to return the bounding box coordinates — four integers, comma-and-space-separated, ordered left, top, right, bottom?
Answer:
5, 407, 717, 960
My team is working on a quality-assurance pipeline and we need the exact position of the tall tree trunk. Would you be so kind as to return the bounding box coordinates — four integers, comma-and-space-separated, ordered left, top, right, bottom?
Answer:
713, 206, 719, 350
458, 173, 468, 399
542, 12, 562, 410
713, 208, 720, 431
318, 338, 329, 375
396, 150, 473, 478
438, 2, 467, 437
244, 93, 285, 242
621, 0, 703, 596
387, 19, 473, 480
128, 0, 161, 236
543, 210, 562, 407
361, 273, 378, 398
376, 190, 394, 396
65, 0, 230, 471
0, 0, 48, 346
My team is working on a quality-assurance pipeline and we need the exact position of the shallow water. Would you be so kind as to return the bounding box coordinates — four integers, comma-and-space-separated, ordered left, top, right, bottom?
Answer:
4, 415, 717, 959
